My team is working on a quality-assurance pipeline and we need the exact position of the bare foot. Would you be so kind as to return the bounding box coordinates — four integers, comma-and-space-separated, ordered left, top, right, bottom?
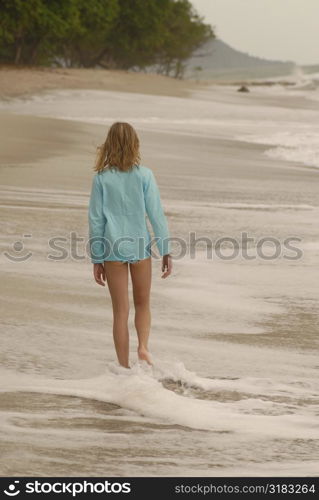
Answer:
137, 346, 153, 366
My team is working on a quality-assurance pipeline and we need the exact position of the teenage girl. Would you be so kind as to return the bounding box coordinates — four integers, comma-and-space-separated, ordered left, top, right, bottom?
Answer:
88, 122, 172, 368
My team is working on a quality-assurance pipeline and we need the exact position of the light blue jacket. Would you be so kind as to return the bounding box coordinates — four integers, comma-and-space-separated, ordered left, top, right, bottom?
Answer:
88, 165, 171, 263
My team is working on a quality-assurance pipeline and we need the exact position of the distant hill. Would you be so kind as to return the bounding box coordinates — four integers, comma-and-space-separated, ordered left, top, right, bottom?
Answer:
185, 39, 296, 80
302, 64, 319, 74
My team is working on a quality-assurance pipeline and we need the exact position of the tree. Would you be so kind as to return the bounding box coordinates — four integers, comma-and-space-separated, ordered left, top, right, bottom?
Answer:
104, 0, 170, 70
0, 0, 41, 64
193, 65, 203, 82
0, 0, 214, 76
156, 0, 214, 78
60, 0, 118, 68
0, 0, 77, 64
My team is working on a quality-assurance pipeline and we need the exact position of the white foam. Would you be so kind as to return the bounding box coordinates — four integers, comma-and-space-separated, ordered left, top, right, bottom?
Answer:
153, 360, 319, 399
238, 130, 319, 168
2, 87, 319, 169
1, 362, 318, 441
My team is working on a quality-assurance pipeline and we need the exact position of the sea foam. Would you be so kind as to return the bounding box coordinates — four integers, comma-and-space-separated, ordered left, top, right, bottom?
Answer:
1, 361, 318, 441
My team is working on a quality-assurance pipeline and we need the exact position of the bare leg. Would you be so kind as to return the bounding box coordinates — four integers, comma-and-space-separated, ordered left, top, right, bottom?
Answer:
129, 257, 152, 365
104, 261, 130, 368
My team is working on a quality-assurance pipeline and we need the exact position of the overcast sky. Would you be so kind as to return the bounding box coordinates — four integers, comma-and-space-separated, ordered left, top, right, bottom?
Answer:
191, 0, 319, 65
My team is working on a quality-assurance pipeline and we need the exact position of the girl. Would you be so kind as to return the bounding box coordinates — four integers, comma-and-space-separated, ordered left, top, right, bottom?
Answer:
88, 122, 172, 369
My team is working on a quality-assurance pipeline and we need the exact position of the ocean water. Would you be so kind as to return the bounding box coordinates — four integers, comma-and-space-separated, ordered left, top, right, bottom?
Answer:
1, 72, 319, 169
1, 82, 319, 476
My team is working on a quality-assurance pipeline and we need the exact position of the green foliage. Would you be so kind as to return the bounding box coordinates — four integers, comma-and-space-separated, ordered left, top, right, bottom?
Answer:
105, 0, 171, 69
156, 0, 214, 78
61, 0, 119, 67
0, 0, 77, 64
0, 0, 214, 77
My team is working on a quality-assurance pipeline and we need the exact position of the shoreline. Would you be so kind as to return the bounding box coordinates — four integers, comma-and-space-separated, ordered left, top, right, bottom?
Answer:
0, 109, 317, 193
1, 74, 318, 476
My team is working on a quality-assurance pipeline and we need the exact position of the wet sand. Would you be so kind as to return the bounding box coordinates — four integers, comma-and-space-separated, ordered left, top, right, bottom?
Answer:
0, 80, 318, 477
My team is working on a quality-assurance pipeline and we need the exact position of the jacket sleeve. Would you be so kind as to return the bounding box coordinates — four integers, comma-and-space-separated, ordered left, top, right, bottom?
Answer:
88, 174, 106, 264
143, 169, 171, 256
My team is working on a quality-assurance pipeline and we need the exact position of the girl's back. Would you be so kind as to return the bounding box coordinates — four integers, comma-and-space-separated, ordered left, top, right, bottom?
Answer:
89, 164, 170, 262
98, 165, 149, 217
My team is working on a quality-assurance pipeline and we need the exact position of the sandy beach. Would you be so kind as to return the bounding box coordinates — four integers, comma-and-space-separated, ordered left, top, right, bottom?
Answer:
0, 68, 319, 477
0, 66, 204, 100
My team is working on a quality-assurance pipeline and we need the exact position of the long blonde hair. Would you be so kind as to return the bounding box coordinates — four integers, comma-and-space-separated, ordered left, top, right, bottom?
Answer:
94, 122, 141, 173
